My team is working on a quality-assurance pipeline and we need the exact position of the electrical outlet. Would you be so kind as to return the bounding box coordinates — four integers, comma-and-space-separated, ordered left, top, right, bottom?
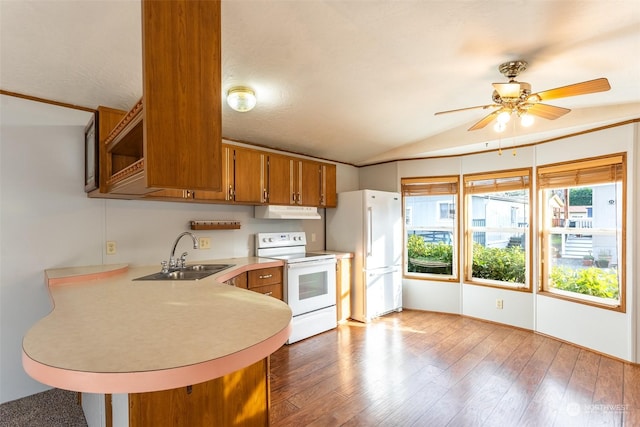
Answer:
106, 241, 117, 255
496, 299, 504, 309
311, 233, 317, 242
199, 237, 211, 249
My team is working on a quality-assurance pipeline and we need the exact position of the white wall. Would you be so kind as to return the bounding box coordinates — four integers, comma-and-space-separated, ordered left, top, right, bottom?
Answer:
363, 123, 638, 362
359, 162, 399, 192
0, 100, 358, 403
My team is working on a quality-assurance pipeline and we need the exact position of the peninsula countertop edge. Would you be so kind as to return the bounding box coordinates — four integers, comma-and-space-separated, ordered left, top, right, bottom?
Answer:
23, 257, 292, 394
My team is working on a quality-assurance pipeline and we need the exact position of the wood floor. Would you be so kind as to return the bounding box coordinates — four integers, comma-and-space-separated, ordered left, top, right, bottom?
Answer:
269, 310, 640, 427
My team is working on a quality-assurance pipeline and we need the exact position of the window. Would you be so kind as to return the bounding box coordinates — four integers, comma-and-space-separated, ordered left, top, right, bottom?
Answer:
538, 154, 625, 310
464, 169, 531, 290
405, 207, 413, 227
402, 176, 459, 281
438, 202, 455, 220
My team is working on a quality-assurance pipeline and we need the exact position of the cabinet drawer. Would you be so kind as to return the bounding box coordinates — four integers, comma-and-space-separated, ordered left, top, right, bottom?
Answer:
248, 267, 282, 288
250, 283, 283, 301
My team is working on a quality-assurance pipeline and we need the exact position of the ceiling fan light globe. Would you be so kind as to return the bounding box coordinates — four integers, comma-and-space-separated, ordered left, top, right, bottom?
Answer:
497, 111, 511, 124
520, 113, 534, 127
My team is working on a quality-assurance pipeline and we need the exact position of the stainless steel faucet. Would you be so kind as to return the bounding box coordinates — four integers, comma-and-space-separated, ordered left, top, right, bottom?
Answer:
162, 232, 199, 273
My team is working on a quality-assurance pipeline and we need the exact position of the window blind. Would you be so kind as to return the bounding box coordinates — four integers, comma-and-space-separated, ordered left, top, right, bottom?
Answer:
463, 169, 531, 194
537, 155, 625, 189
401, 176, 458, 196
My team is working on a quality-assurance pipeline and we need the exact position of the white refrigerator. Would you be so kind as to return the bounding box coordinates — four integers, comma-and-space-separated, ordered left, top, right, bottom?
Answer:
326, 190, 403, 322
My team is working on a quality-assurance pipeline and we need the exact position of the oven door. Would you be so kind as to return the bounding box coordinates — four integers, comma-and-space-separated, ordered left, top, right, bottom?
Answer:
285, 258, 336, 316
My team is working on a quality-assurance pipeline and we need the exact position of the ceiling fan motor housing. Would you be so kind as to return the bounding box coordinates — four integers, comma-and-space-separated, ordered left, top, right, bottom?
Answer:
499, 60, 528, 80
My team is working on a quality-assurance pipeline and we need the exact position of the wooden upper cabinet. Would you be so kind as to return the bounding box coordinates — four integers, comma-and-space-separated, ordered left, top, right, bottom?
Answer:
96, 106, 127, 195
232, 146, 267, 204
205, 145, 267, 203
103, 0, 222, 196
298, 159, 322, 207
321, 163, 337, 208
265, 154, 337, 207
267, 154, 296, 205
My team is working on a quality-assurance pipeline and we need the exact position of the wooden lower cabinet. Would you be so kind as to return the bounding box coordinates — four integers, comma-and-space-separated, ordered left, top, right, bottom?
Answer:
226, 268, 283, 301
249, 283, 283, 300
224, 271, 248, 289
129, 358, 269, 427
336, 257, 352, 323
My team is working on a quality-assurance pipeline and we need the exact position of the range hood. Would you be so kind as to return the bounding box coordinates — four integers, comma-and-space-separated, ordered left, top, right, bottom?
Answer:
254, 205, 321, 220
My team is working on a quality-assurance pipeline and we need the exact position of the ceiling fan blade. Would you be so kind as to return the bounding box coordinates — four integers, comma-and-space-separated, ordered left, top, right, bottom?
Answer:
434, 104, 498, 115
532, 78, 610, 102
526, 103, 571, 120
468, 110, 501, 131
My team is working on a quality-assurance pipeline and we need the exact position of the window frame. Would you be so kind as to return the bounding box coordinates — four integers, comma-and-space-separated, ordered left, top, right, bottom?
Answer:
463, 168, 532, 292
402, 175, 460, 282
537, 154, 626, 312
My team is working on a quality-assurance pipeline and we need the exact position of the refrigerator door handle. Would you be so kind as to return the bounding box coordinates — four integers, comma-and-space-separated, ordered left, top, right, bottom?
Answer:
366, 206, 373, 257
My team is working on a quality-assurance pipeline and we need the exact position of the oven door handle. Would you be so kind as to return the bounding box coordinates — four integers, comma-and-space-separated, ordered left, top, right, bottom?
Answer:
287, 258, 336, 269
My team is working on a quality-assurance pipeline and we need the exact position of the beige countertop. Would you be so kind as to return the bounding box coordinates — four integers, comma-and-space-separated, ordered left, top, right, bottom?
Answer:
312, 250, 353, 259
22, 257, 291, 394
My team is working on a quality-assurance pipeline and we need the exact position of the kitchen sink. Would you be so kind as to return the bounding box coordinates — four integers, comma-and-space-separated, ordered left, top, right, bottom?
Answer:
134, 264, 235, 281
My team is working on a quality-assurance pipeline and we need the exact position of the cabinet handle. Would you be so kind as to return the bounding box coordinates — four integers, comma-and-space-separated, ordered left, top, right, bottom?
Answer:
263, 189, 268, 203
259, 274, 273, 279
264, 291, 273, 297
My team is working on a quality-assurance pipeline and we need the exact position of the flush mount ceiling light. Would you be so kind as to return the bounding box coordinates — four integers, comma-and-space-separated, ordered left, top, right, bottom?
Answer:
226, 87, 256, 112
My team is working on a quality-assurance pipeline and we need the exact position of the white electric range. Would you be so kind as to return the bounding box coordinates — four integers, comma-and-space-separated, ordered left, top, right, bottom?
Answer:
256, 232, 337, 344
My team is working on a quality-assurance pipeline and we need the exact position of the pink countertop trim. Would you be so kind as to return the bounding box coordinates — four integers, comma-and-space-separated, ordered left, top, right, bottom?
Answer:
22, 322, 291, 394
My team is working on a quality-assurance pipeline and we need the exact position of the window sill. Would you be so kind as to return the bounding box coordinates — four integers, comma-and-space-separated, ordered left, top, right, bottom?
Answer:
538, 289, 624, 313
464, 278, 532, 292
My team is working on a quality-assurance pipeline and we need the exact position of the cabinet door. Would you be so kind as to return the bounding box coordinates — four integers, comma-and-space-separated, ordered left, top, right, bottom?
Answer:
321, 163, 337, 207
129, 358, 268, 427
267, 154, 295, 205
194, 145, 232, 201
299, 160, 321, 207
233, 146, 266, 203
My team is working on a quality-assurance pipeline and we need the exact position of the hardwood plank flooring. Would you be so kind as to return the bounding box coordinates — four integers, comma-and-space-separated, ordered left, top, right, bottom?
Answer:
269, 310, 640, 426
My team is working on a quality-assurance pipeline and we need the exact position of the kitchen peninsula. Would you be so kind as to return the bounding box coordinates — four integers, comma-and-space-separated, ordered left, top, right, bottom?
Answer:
22, 258, 292, 426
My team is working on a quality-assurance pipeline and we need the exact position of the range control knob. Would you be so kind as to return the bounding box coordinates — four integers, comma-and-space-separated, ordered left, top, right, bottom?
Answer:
268, 238, 274, 242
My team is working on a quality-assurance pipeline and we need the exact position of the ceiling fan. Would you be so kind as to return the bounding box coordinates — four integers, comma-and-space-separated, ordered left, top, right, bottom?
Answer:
435, 60, 611, 131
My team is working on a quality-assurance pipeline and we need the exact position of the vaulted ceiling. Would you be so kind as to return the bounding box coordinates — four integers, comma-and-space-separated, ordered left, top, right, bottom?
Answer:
1, 1, 639, 165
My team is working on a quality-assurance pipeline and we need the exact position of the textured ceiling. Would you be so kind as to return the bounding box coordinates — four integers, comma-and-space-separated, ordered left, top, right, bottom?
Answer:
1, 0, 639, 165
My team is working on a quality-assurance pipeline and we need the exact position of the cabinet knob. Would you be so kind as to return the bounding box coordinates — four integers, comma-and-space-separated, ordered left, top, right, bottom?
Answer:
264, 291, 273, 297
259, 274, 273, 279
